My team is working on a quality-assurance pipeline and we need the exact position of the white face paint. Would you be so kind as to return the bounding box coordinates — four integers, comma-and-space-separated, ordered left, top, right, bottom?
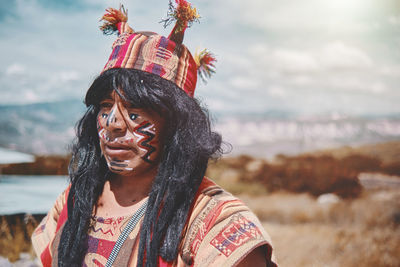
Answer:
97, 91, 165, 176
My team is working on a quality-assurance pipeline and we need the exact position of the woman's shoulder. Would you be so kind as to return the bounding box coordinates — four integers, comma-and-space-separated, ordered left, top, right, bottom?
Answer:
31, 185, 71, 263
191, 177, 262, 222
180, 177, 277, 267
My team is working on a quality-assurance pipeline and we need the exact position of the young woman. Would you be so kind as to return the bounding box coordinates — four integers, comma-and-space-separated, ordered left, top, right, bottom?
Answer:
32, 1, 277, 266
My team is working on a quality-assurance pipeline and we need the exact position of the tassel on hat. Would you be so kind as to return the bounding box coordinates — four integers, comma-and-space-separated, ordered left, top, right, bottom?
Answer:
194, 49, 217, 82
100, 5, 134, 35
162, 0, 200, 44
161, 0, 216, 82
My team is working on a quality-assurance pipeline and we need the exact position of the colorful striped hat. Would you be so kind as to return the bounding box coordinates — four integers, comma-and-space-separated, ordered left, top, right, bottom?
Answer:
100, 0, 216, 97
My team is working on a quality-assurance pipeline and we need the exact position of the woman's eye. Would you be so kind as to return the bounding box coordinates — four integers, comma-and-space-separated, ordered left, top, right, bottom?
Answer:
101, 113, 108, 118
129, 113, 139, 121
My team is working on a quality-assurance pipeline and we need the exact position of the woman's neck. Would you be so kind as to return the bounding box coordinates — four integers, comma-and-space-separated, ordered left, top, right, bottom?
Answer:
95, 169, 156, 218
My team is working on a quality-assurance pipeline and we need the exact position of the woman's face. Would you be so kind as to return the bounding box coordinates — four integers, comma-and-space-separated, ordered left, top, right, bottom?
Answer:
97, 90, 165, 176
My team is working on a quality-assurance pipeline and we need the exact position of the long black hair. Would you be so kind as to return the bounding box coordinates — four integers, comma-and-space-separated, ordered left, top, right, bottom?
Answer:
58, 68, 223, 266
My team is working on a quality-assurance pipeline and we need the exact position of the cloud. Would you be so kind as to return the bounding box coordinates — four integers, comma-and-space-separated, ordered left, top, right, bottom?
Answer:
58, 71, 81, 83
381, 65, 400, 77
388, 15, 400, 25
271, 49, 319, 73
246, 42, 373, 74
0, 0, 107, 104
230, 76, 260, 89
267, 86, 287, 98
327, 76, 387, 94
5, 64, 26, 76
23, 90, 39, 102
320, 41, 373, 70
0, 0, 399, 116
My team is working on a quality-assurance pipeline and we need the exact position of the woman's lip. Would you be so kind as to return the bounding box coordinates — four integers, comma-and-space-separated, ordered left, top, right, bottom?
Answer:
104, 145, 133, 156
104, 141, 131, 149
106, 144, 130, 149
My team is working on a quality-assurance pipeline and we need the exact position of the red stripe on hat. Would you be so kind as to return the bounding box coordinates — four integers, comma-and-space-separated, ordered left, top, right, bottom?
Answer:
115, 34, 137, 68
165, 38, 176, 56
183, 54, 197, 97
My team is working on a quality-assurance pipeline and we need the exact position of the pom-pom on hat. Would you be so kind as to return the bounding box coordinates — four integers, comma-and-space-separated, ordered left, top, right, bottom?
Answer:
100, 0, 216, 97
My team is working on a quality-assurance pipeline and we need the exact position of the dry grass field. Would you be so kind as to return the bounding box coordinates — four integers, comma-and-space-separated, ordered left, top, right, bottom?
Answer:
240, 190, 400, 267
0, 214, 42, 263
207, 141, 400, 267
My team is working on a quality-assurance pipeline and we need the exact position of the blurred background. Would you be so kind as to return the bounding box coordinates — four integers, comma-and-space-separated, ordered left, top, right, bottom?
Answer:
0, 0, 399, 266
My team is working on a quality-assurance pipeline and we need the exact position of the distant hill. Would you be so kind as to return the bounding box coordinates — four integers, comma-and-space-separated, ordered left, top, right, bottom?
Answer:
0, 100, 85, 154
0, 100, 399, 157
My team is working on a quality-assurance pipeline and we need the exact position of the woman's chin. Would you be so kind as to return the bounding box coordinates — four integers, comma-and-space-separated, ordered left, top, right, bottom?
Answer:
107, 166, 134, 176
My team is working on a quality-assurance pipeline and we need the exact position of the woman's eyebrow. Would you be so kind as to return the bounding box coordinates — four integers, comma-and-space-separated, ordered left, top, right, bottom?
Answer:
124, 102, 137, 108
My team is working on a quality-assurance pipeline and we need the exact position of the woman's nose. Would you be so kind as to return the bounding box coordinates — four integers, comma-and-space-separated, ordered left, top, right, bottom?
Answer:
106, 105, 127, 133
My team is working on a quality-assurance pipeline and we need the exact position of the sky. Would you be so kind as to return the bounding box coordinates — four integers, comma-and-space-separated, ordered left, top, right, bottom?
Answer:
1, 0, 400, 117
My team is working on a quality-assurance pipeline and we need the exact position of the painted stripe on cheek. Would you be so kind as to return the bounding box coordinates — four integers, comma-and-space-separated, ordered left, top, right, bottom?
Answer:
133, 122, 157, 163
110, 161, 128, 167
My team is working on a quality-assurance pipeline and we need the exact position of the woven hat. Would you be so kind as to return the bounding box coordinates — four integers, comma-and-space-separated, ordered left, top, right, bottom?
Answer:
100, 0, 216, 97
